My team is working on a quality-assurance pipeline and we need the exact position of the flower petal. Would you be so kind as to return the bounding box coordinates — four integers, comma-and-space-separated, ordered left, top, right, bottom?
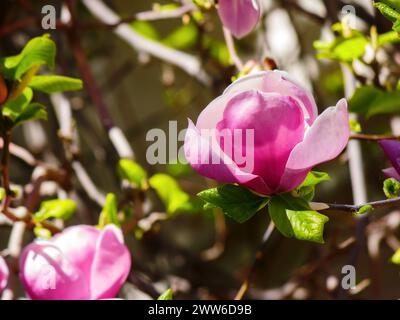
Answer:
379, 140, 400, 175
218, 0, 260, 39
52, 225, 100, 276
90, 225, 131, 300
283, 98, 349, 172
20, 242, 90, 300
184, 119, 272, 195
262, 70, 318, 125
0, 256, 9, 293
383, 167, 400, 181
216, 90, 305, 190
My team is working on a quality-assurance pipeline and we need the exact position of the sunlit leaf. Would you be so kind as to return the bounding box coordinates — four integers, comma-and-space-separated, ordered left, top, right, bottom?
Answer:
198, 184, 269, 223
33, 199, 77, 222
29, 75, 82, 93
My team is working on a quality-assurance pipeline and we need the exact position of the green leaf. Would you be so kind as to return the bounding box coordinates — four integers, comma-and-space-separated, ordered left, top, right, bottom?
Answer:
381, 0, 400, 11
157, 288, 173, 300
131, 21, 160, 40
383, 178, 400, 198
166, 162, 193, 177
2, 87, 33, 121
163, 23, 199, 50
268, 194, 328, 243
315, 36, 368, 62
3, 35, 56, 80
197, 184, 269, 223
374, 2, 400, 22
378, 31, 400, 46
98, 193, 120, 227
14, 102, 47, 126
286, 210, 329, 244
349, 86, 400, 117
293, 171, 330, 202
29, 75, 83, 93
356, 204, 373, 215
298, 171, 331, 188
202, 36, 231, 67
149, 173, 195, 215
349, 119, 362, 133
391, 248, 400, 264
268, 196, 294, 237
33, 199, 77, 222
117, 159, 147, 189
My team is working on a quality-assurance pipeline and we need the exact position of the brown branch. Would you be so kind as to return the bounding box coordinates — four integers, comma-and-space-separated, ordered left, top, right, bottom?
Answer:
318, 197, 400, 215
234, 221, 275, 300
350, 133, 400, 141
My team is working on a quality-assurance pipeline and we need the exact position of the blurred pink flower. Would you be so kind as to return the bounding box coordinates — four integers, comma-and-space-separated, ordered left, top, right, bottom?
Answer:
0, 256, 9, 293
379, 140, 400, 180
184, 71, 350, 195
218, 0, 261, 38
20, 224, 131, 300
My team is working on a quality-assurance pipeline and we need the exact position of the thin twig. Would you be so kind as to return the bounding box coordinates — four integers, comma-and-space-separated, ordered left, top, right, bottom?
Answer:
222, 27, 244, 71
350, 133, 400, 141
234, 220, 275, 300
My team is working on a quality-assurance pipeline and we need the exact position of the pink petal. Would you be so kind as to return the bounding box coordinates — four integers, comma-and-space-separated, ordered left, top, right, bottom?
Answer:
185, 119, 272, 195
196, 72, 266, 131
52, 225, 100, 276
279, 99, 349, 191
90, 225, 131, 300
20, 242, 90, 300
0, 256, 9, 293
379, 140, 400, 175
216, 90, 305, 190
383, 167, 400, 181
262, 71, 318, 125
218, 0, 260, 39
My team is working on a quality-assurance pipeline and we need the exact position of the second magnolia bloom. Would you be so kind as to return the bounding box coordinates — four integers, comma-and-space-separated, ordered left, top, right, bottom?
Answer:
218, 0, 261, 38
184, 71, 350, 195
19, 224, 131, 300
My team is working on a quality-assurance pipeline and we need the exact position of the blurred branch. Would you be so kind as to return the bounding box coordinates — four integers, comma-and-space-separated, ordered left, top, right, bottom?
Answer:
350, 133, 400, 141
64, 2, 135, 160
234, 220, 275, 300
81, 0, 211, 86
222, 27, 243, 71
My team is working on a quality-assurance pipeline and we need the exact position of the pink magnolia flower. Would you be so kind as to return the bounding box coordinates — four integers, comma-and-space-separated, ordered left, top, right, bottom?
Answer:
218, 0, 261, 39
184, 71, 350, 196
379, 140, 400, 180
20, 225, 131, 300
0, 256, 9, 293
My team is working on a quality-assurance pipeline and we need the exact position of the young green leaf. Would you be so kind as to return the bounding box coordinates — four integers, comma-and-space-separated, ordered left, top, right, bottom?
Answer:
3, 34, 56, 80
33, 199, 77, 223
356, 204, 373, 215
391, 248, 400, 264
349, 86, 400, 117
383, 178, 400, 198
117, 159, 148, 189
298, 171, 331, 188
268, 196, 294, 237
198, 184, 269, 223
286, 210, 329, 244
150, 173, 195, 215
98, 193, 120, 228
2, 87, 33, 121
157, 288, 173, 300
28, 75, 83, 93
131, 21, 160, 40
13, 103, 47, 126
163, 23, 199, 50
